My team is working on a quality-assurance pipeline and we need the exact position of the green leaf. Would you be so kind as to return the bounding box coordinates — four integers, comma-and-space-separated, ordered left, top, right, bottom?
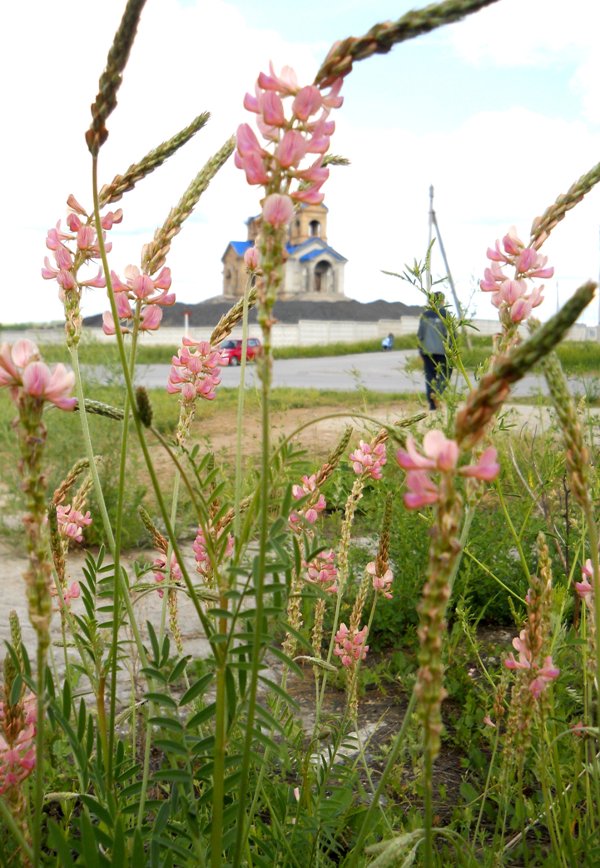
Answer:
148, 716, 184, 734
257, 675, 299, 708
77, 699, 87, 742
179, 673, 214, 707
9, 674, 23, 707
146, 620, 161, 662
79, 794, 113, 828
168, 655, 191, 683
62, 678, 72, 718
79, 810, 102, 868
153, 739, 189, 757
47, 820, 77, 866
186, 702, 217, 730
112, 815, 126, 867
152, 767, 192, 784
154, 800, 171, 834
144, 692, 178, 709
225, 666, 237, 729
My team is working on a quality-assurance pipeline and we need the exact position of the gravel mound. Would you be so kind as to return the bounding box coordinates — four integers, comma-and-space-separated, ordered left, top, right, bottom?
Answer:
84, 298, 422, 328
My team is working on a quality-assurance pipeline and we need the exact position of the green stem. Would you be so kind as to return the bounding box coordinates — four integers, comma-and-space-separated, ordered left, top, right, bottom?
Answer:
233, 281, 252, 542
211, 654, 227, 867
0, 797, 33, 862
423, 744, 434, 867
472, 729, 499, 847
344, 688, 417, 866
583, 503, 600, 727
159, 470, 182, 642
495, 481, 531, 585
32, 644, 46, 866
230, 346, 270, 867
108, 320, 138, 787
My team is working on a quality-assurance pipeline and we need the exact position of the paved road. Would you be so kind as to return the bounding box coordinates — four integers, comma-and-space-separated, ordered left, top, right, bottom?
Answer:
93, 350, 596, 399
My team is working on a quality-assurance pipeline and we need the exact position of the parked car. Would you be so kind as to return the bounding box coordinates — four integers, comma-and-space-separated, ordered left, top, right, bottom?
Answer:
219, 338, 262, 366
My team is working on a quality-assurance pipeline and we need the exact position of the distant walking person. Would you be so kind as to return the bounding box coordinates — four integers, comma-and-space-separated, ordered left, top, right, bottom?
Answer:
381, 332, 394, 351
417, 292, 452, 410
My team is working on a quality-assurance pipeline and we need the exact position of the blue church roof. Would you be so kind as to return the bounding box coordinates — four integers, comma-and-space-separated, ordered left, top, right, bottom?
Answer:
229, 241, 253, 255
225, 237, 346, 262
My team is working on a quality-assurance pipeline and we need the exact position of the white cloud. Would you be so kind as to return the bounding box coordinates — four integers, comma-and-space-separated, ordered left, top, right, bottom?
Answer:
448, 0, 600, 125
2, 0, 600, 330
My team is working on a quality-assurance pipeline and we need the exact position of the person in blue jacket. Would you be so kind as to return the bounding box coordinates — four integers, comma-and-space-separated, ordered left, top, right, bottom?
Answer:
417, 292, 452, 410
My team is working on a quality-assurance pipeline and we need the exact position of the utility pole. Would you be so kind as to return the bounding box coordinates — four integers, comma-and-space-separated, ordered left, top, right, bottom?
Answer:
428, 186, 472, 348
597, 227, 600, 342
426, 185, 434, 294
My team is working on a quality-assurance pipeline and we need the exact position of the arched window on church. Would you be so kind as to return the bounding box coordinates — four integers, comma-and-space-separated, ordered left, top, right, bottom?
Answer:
309, 220, 321, 237
314, 260, 332, 293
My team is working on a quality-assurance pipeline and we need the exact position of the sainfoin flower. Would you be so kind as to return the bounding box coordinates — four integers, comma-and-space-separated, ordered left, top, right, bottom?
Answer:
41, 197, 121, 296
193, 525, 234, 579
290, 473, 326, 528
56, 504, 92, 543
305, 549, 337, 594
0, 693, 36, 795
396, 431, 499, 509
334, 623, 369, 668
367, 561, 393, 599
575, 558, 594, 600
504, 629, 559, 697
0, 341, 76, 410
153, 552, 183, 598
167, 338, 224, 402
480, 226, 553, 324
50, 580, 81, 609
102, 265, 175, 335
349, 440, 387, 480
236, 62, 343, 214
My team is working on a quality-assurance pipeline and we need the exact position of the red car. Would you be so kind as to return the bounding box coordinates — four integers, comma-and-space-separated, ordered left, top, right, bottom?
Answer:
219, 338, 262, 366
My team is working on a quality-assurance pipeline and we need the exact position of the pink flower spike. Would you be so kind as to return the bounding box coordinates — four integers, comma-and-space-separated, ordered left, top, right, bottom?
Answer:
258, 62, 299, 95
403, 470, 439, 509
243, 91, 260, 113
102, 311, 128, 336
153, 267, 172, 291
67, 194, 87, 215
21, 362, 76, 410
291, 185, 325, 205
262, 194, 294, 228
322, 77, 344, 109
100, 208, 123, 230
502, 227, 525, 256
460, 447, 500, 481
12, 340, 40, 368
80, 270, 106, 289
574, 578, 593, 599
261, 91, 285, 126
236, 123, 264, 158
423, 430, 459, 471
276, 130, 307, 169
292, 86, 323, 121
529, 656, 559, 698
244, 246, 260, 270
140, 305, 163, 331
115, 293, 133, 319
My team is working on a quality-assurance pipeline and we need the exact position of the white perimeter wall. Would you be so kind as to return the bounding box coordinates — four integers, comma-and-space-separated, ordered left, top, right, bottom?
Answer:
3, 317, 597, 347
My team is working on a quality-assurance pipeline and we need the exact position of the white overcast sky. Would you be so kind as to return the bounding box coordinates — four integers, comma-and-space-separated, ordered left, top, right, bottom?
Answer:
2, 0, 600, 325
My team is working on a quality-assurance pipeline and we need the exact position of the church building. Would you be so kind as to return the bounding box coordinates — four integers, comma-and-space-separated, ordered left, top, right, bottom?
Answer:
221, 202, 347, 299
